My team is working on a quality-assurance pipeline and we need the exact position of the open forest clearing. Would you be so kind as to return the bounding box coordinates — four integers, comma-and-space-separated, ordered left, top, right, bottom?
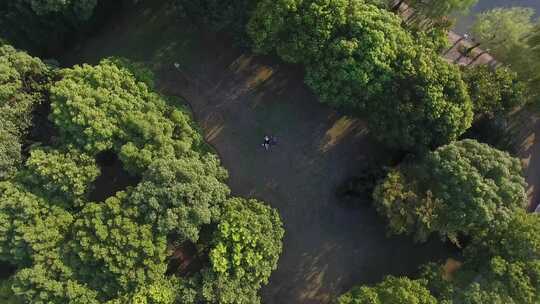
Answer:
2, 0, 540, 303
63, 1, 453, 302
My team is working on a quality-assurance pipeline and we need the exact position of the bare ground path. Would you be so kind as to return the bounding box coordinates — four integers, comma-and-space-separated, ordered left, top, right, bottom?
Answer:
62, 1, 453, 302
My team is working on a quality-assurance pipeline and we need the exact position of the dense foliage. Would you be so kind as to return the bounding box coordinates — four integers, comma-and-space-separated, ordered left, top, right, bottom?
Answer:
194, 198, 285, 304
462, 65, 525, 117
471, 8, 535, 64
0, 55, 284, 303
338, 276, 437, 304
299, 1, 412, 107
175, 0, 259, 45
420, 211, 540, 304
0, 44, 52, 180
248, 0, 350, 65
0, 0, 99, 55
528, 23, 540, 102
209, 198, 284, 292
0, 181, 73, 267
373, 139, 527, 244
129, 155, 230, 242
66, 192, 168, 300
365, 50, 472, 150
50, 60, 203, 174
20, 148, 100, 207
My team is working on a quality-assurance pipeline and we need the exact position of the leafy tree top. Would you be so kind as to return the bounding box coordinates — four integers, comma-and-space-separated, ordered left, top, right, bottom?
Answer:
365, 50, 473, 150
50, 60, 203, 173
424, 212, 540, 304
248, 0, 352, 64
210, 198, 284, 287
374, 139, 527, 244
0, 49, 283, 304
338, 276, 438, 304
128, 155, 230, 242
0, 44, 51, 136
19, 147, 100, 208
303, 0, 414, 108
66, 191, 168, 300
0, 181, 73, 267
462, 65, 526, 117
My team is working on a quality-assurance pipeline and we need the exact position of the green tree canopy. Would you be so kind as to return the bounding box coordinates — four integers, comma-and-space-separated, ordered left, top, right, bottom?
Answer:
0, 129, 20, 181
19, 147, 100, 208
0, 44, 51, 134
338, 276, 438, 304
50, 60, 203, 174
527, 23, 540, 102
0, 44, 52, 179
107, 277, 178, 304
248, 0, 349, 64
65, 192, 168, 300
424, 211, 540, 304
0, 279, 22, 304
462, 65, 526, 117
12, 263, 100, 304
129, 155, 229, 242
0, 181, 73, 267
202, 198, 284, 304
303, 0, 412, 109
0, 53, 284, 304
373, 139, 527, 244
365, 51, 472, 150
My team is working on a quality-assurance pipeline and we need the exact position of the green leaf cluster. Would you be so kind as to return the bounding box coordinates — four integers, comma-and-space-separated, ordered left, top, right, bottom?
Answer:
65, 192, 169, 300
373, 139, 527, 244
20, 147, 100, 207
0, 45, 51, 179
462, 65, 526, 117
338, 276, 438, 304
129, 155, 230, 242
209, 198, 284, 285
421, 211, 540, 304
202, 198, 284, 304
0, 182, 73, 267
50, 60, 203, 174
